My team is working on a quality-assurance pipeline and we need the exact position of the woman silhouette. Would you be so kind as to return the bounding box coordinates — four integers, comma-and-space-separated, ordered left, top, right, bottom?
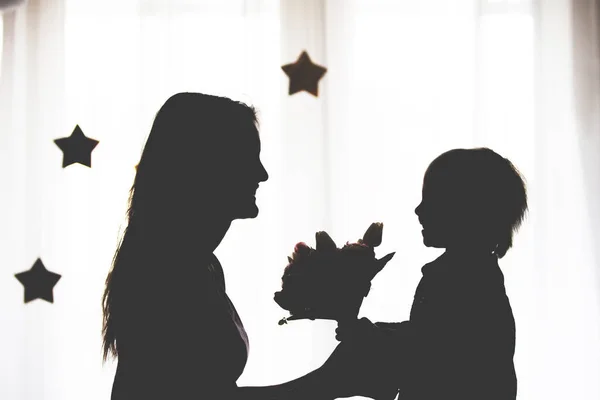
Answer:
101, 92, 355, 399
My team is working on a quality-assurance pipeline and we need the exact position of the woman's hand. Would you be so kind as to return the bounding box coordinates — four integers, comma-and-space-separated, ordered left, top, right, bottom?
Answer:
335, 317, 378, 342
320, 318, 399, 399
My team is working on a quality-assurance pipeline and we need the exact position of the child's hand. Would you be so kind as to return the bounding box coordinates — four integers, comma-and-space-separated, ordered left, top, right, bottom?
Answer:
335, 317, 378, 342
336, 318, 413, 345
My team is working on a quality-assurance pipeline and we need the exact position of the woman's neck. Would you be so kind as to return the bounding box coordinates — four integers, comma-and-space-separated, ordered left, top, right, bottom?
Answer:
196, 217, 232, 254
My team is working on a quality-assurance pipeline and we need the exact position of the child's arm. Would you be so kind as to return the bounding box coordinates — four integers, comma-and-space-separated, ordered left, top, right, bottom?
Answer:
335, 318, 418, 392
336, 318, 414, 347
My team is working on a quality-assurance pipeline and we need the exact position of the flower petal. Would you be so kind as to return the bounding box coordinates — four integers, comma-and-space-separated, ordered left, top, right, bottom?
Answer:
315, 231, 337, 252
362, 222, 384, 247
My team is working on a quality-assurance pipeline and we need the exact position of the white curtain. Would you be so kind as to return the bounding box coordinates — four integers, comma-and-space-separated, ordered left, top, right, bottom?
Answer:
0, 0, 598, 399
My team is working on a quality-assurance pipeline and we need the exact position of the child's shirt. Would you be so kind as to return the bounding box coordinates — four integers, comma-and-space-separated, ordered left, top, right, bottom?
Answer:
376, 250, 517, 400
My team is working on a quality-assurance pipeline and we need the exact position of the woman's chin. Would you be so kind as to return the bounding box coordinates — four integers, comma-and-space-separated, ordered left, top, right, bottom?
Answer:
234, 203, 259, 219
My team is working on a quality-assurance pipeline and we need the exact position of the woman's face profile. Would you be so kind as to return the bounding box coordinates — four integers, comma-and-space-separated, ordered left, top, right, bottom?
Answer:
216, 121, 269, 221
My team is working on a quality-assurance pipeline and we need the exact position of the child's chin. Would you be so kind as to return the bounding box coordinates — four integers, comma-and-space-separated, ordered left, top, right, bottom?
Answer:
422, 232, 445, 248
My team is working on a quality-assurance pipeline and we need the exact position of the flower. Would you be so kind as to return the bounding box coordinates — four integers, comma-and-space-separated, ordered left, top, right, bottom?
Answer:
292, 242, 312, 262
360, 222, 384, 248
341, 242, 374, 260
315, 231, 337, 252
275, 222, 396, 325
294, 242, 310, 253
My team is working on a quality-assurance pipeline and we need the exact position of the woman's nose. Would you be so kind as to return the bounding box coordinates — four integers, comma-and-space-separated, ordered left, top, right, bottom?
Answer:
258, 161, 269, 182
415, 202, 422, 216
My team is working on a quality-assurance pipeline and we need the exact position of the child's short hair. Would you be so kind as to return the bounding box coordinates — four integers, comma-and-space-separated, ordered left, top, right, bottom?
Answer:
428, 147, 528, 258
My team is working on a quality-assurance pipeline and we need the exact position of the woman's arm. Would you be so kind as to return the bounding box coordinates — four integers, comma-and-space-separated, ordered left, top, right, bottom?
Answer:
236, 365, 335, 400
236, 322, 406, 400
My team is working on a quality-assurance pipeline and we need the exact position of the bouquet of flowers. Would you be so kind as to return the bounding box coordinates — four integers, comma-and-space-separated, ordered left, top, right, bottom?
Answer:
274, 222, 395, 325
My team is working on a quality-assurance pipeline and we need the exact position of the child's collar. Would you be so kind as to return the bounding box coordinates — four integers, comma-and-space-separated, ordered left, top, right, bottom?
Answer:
443, 248, 496, 260
421, 249, 497, 275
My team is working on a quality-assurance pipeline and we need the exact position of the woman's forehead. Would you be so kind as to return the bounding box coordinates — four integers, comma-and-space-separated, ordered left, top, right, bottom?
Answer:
228, 123, 260, 153
243, 123, 260, 143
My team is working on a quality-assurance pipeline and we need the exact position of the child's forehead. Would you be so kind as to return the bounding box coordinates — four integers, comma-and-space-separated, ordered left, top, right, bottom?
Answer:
424, 161, 459, 182
423, 158, 478, 188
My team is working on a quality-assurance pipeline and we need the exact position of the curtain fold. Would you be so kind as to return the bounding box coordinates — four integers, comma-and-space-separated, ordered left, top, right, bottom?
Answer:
572, 0, 600, 298
0, 1, 67, 399
531, 0, 600, 398
570, 0, 600, 396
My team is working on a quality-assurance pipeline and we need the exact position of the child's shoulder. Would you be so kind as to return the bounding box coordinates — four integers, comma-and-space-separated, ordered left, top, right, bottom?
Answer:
422, 251, 506, 294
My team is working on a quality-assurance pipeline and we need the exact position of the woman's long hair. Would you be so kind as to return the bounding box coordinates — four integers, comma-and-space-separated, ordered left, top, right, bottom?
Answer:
101, 93, 257, 363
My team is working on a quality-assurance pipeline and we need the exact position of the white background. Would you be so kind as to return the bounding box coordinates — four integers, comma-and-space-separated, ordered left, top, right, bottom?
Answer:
0, 0, 598, 399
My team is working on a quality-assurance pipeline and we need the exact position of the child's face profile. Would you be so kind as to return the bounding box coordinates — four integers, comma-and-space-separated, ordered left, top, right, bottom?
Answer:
414, 162, 479, 250
415, 169, 454, 248
414, 148, 524, 256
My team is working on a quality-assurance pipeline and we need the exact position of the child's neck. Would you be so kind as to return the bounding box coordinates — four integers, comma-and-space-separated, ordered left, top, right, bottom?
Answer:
444, 245, 494, 258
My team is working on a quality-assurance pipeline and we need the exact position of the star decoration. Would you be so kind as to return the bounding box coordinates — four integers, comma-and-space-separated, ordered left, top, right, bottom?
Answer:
15, 258, 61, 303
281, 50, 327, 97
54, 125, 99, 168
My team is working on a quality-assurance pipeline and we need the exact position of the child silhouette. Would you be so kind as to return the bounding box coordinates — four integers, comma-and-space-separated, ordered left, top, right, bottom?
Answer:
332, 147, 527, 400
